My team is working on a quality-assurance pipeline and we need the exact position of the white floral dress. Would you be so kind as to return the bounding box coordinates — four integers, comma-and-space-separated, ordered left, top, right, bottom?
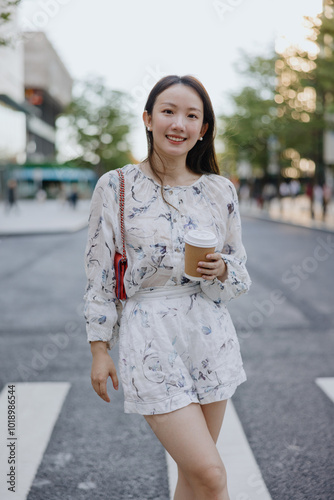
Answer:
84, 164, 251, 415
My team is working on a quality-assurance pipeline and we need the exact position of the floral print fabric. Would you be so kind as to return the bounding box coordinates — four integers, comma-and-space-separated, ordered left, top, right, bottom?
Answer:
84, 163, 251, 413
119, 283, 247, 414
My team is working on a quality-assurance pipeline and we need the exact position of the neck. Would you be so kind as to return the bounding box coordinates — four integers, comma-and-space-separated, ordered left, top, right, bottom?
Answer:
149, 151, 191, 184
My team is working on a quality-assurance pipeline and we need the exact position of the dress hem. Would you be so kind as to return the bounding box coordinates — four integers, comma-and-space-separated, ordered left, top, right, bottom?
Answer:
123, 372, 247, 415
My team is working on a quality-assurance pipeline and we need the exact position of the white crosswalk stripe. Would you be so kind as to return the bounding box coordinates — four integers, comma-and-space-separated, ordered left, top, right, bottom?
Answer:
0, 382, 70, 500
315, 377, 334, 403
166, 400, 272, 500
4, 381, 332, 499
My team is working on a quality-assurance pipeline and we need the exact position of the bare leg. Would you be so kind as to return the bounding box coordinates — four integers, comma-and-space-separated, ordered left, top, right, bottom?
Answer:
202, 400, 230, 499
201, 400, 228, 442
174, 467, 193, 500
145, 402, 229, 500
174, 400, 229, 500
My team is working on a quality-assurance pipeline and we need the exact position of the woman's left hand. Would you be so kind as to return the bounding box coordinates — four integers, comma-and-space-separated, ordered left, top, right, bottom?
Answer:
197, 253, 228, 282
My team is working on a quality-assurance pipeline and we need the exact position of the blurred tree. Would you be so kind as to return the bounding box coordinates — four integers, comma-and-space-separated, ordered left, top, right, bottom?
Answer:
275, 1, 334, 183
58, 76, 135, 175
0, 0, 21, 47
219, 51, 279, 177
220, 1, 334, 183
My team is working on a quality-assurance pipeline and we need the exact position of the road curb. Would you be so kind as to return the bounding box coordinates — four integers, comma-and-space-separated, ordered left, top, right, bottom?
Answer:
0, 221, 88, 237
241, 212, 334, 234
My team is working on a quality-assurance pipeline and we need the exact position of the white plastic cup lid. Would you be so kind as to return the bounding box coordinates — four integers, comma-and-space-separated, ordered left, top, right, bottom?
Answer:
184, 230, 218, 248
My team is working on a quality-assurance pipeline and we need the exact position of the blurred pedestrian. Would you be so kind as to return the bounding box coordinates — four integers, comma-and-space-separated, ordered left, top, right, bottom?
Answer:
313, 184, 323, 204
239, 183, 250, 205
306, 180, 314, 219
253, 181, 263, 208
279, 181, 290, 198
290, 179, 301, 199
279, 181, 290, 214
262, 183, 277, 210
314, 184, 323, 219
322, 183, 332, 220
57, 183, 67, 207
5, 178, 19, 214
84, 75, 251, 500
68, 184, 78, 209
35, 188, 47, 202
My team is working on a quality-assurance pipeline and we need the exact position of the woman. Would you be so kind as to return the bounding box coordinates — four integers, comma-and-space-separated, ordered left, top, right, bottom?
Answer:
84, 75, 251, 500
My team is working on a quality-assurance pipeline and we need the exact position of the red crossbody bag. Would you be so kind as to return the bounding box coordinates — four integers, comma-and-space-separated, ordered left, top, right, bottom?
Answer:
114, 169, 127, 300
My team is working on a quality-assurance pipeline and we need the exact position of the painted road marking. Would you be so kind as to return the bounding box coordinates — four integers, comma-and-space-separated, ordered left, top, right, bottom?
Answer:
316, 377, 334, 402
166, 400, 272, 500
0, 382, 71, 500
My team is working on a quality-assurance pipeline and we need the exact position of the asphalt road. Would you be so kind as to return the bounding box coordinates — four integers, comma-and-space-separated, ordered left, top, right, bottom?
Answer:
0, 218, 333, 500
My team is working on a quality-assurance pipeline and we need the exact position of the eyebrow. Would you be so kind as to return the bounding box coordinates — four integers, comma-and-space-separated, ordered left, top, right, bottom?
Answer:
160, 101, 202, 113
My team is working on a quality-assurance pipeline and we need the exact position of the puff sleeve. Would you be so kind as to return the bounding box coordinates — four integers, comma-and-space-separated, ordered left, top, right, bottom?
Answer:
200, 180, 251, 303
83, 172, 120, 349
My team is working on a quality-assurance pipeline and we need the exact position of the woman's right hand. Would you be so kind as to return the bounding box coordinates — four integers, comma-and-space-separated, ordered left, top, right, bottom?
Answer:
90, 341, 119, 403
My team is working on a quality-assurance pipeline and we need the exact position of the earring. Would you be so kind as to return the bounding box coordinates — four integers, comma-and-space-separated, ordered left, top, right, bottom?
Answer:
199, 137, 203, 141
147, 127, 151, 131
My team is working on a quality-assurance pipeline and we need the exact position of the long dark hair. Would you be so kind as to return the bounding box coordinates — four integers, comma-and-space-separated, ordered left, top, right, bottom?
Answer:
143, 75, 220, 190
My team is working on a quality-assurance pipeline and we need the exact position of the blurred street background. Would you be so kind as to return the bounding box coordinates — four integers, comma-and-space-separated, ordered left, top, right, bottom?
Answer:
0, 1, 334, 499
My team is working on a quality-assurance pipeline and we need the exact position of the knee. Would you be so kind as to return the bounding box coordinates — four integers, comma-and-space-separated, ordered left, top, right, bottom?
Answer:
192, 463, 227, 496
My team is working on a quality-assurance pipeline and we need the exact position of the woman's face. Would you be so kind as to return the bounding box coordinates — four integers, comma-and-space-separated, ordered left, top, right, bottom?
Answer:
144, 84, 208, 161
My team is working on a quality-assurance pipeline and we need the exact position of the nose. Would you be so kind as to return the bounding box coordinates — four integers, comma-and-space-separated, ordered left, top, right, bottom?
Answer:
171, 113, 185, 131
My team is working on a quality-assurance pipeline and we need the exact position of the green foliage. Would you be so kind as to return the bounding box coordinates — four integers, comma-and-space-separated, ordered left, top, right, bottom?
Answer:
0, 0, 21, 47
219, 4, 334, 181
219, 52, 279, 176
309, 13, 334, 102
58, 76, 134, 175
275, 7, 334, 180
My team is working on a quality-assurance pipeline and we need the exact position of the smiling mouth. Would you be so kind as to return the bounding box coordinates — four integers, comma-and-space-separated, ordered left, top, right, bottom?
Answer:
166, 135, 187, 142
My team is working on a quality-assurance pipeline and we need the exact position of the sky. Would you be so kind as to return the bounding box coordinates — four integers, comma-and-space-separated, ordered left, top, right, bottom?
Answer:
18, 0, 323, 160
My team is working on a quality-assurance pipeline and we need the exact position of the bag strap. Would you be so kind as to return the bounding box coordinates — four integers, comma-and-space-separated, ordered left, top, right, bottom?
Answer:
116, 169, 126, 262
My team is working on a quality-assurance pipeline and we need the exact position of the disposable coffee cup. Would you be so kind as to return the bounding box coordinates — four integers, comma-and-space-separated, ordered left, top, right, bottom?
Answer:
184, 230, 218, 281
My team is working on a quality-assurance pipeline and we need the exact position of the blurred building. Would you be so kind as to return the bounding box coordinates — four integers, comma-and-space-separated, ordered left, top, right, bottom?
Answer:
23, 31, 72, 163
0, 11, 72, 197
0, 9, 26, 165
